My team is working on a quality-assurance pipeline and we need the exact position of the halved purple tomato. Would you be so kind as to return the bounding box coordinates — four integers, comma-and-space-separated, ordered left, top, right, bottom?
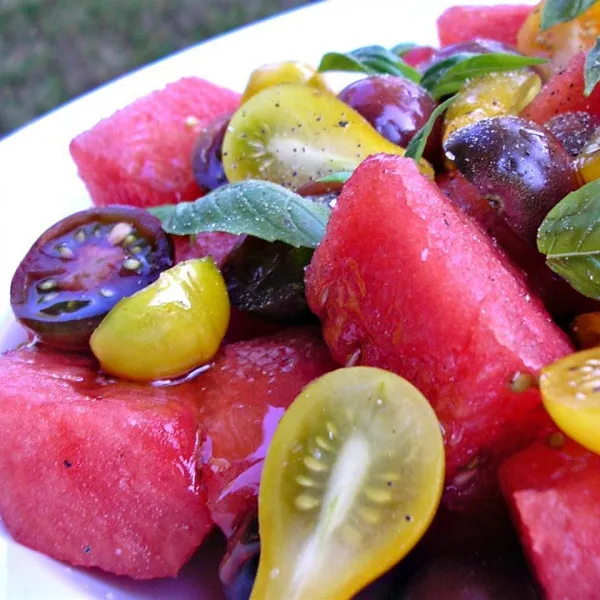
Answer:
10, 206, 173, 350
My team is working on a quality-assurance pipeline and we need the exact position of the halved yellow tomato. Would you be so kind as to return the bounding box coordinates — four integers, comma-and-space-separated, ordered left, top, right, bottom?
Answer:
251, 367, 445, 600
540, 348, 600, 456
90, 258, 229, 382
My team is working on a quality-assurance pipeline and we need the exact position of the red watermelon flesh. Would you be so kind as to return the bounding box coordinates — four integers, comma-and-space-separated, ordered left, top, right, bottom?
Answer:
198, 328, 336, 537
305, 155, 573, 511
522, 53, 600, 124
499, 438, 600, 600
437, 4, 532, 48
70, 77, 240, 209
172, 232, 242, 268
0, 345, 212, 579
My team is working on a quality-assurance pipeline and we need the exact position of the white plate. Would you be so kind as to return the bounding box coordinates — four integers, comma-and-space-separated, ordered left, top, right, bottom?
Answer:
0, 0, 533, 597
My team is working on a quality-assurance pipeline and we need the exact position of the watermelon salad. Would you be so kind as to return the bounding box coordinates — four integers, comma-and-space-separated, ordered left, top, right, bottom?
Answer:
4, 1, 600, 599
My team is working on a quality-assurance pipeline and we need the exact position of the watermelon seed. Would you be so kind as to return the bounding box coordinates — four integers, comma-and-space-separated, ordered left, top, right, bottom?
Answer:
83, 546, 91, 554
510, 372, 535, 393
63, 460, 72, 468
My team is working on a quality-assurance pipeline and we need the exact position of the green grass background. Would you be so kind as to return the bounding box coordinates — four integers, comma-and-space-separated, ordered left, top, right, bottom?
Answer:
0, 0, 310, 137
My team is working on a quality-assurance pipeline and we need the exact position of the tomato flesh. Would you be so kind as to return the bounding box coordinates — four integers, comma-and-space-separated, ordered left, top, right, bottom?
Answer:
10, 206, 173, 350
252, 367, 444, 600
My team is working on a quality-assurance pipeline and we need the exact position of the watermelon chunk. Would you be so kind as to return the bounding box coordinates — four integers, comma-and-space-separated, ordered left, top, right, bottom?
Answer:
522, 53, 600, 124
172, 232, 242, 268
198, 328, 336, 536
0, 346, 212, 579
499, 438, 600, 600
70, 77, 240, 208
437, 4, 532, 48
305, 155, 572, 511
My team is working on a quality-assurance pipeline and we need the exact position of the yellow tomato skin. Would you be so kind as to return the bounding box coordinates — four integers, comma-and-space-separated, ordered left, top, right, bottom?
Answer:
90, 258, 229, 382
251, 367, 445, 600
540, 348, 600, 456
241, 61, 330, 104
576, 131, 600, 184
443, 70, 541, 143
223, 84, 433, 189
517, 0, 600, 75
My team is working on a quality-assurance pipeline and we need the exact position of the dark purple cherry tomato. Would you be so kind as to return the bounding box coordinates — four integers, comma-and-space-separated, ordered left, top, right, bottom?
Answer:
192, 113, 231, 191
338, 75, 440, 161
445, 116, 578, 242
222, 237, 314, 324
296, 178, 343, 208
544, 111, 600, 156
10, 206, 173, 350
399, 549, 539, 600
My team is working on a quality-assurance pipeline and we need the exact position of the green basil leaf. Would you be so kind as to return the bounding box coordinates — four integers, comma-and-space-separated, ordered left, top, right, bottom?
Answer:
316, 171, 353, 184
404, 95, 457, 162
150, 180, 330, 249
421, 53, 547, 99
540, 0, 597, 31
391, 42, 418, 57
585, 37, 600, 95
318, 45, 421, 83
537, 179, 600, 299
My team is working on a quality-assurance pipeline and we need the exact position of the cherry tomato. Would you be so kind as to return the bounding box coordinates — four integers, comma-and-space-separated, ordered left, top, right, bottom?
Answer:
443, 70, 541, 142
191, 113, 231, 191
445, 116, 577, 242
90, 258, 230, 382
10, 206, 173, 350
545, 111, 600, 157
241, 61, 329, 104
572, 312, 600, 349
337, 76, 440, 162
251, 367, 445, 600
575, 128, 600, 184
222, 84, 433, 189
540, 348, 600, 456
517, 0, 600, 75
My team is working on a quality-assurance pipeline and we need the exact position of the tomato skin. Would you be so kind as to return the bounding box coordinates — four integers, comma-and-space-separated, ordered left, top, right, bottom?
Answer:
11, 206, 173, 351
499, 438, 600, 600
91, 258, 230, 382
306, 155, 572, 512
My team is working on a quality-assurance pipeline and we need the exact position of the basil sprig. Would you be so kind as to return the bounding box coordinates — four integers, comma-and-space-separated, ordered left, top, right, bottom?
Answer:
421, 53, 547, 99
540, 0, 598, 31
318, 45, 546, 100
318, 46, 421, 83
405, 95, 457, 162
585, 37, 600, 96
150, 180, 330, 249
538, 179, 600, 300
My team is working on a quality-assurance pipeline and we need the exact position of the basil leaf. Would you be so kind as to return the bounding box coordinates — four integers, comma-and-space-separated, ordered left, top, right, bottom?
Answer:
421, 53, 547, 99
540, 0, 597, 31
405, 95, 456, 162
391, 42, 418, 57
318, 45, 421, 83
537, 179, 600, 299
585, 37, 600, 95
316, 171, 353, 184
150, 180, 330, 249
